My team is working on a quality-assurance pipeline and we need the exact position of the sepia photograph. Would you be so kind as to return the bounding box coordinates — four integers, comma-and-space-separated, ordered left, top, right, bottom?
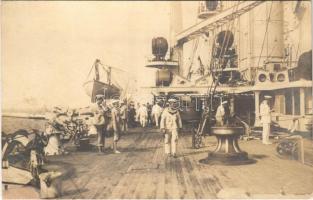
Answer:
1, 0, 313, 199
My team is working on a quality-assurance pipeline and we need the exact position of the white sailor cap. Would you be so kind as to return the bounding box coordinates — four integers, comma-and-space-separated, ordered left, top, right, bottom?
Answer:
222, 101, 228, 105
264, 95, 272, 99
95, 94, 105, 100
112, 99, 120, 104
168, 98, 177, 103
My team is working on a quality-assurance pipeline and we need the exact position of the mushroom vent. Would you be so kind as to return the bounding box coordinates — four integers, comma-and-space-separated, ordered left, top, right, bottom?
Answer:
152, 37, 168, 61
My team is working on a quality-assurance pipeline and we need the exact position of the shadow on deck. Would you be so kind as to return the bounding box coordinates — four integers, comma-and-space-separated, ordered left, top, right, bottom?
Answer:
5, 127, 313, 199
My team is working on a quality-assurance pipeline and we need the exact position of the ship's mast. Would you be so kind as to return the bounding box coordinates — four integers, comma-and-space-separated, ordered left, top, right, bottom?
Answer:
94, 59, 101, 81
94, 59, 112, 85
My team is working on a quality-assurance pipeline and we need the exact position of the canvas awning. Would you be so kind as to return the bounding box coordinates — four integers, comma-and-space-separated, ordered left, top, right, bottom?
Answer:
141, 85, 251, 96
142, 80, 312, 96
242, 80, 312, 92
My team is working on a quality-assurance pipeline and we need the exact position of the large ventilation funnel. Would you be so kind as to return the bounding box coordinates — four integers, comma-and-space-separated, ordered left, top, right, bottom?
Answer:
198, 1, 220, 19
206, 1, 219, 11
294, 50, 312, 81
152, 37, 169, 61
214, 30, 234, 58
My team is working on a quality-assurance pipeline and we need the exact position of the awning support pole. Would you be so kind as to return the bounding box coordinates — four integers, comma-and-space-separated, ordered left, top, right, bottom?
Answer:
254, 91, 261, 127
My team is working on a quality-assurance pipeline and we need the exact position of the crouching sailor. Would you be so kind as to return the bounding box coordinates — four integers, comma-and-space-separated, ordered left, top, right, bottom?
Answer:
160, 98, 182, 158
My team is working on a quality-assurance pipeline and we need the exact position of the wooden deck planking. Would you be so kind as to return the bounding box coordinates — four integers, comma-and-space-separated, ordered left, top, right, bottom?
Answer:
39, 127, 313, 198
154, 145, 166, 199
173, 136, 219, 198
63, 133, 143, 198
109, 130, 160, 199
107, 133, 151, 199
304, 139, 313, 166
132, 133, 159, 198
180, 136, 223, 196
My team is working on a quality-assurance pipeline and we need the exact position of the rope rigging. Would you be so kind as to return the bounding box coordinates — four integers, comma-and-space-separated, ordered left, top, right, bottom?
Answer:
186, 37, 200, 80
83, 59, 138, 102
256, 1, 274, 69
194, 2, 241, 148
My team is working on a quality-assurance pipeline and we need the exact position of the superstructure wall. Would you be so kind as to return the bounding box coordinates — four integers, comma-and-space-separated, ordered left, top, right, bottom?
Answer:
175, 1, 311, 81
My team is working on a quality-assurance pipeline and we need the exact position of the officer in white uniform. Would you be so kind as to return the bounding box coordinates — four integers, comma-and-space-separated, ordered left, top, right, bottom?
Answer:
260, 96, 273, 145
160, 98, 182, 158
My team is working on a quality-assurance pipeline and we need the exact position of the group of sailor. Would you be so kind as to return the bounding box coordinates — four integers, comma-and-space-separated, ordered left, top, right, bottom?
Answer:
92, 95, 126, 154
135, 102, 164, 128
92, 95, 182, 157
133, 103, 159, 128
47, 92, 274, 157
215, 95, 274, 145
92, 93, 275, 156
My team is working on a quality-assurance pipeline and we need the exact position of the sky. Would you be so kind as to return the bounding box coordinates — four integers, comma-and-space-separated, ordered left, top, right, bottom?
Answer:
2, 1, 170, 110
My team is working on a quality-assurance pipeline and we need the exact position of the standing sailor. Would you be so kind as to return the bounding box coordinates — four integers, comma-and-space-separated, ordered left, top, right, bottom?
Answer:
128, 102, 136, 128
120, 101, 128, 133
111, 99, 121, 153
151, 102, 163, 127
92, 94, 109, 153
260, 96, 273, 145
45, 107, 68, 155
215, 101, 228, 126
137, 103, 148, 128
160, 98, 182, 158
135, 102, 141, 123
147, 103, 152, 127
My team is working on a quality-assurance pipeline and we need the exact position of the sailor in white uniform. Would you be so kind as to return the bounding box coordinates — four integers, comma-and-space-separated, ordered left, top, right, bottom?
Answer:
160, 98, 182, 158
137, 104, 148, 128
151, 102, 163, 127
111, 99, 121, 153
215, 101, 228, 126
260, 96, 273, 145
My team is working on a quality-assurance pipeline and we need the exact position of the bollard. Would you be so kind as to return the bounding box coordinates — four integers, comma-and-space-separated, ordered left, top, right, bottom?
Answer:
39, 171, 62, 199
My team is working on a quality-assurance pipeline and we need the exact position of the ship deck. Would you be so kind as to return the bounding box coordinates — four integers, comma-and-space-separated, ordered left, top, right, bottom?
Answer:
2, 124, 313, 199
46, 128, 313, 198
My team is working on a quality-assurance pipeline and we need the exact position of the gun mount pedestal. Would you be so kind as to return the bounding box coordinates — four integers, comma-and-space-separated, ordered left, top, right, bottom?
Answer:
200, 126, 255, 165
